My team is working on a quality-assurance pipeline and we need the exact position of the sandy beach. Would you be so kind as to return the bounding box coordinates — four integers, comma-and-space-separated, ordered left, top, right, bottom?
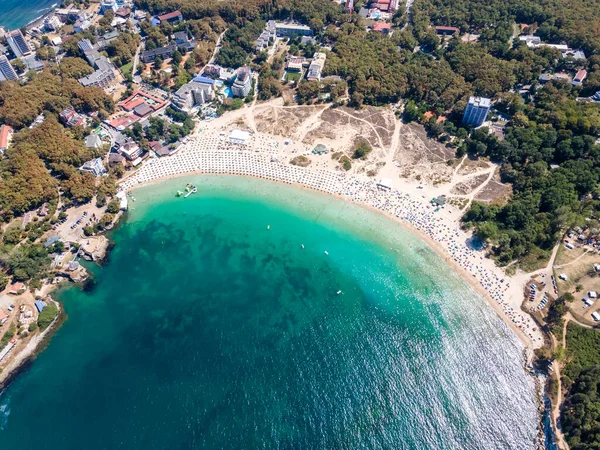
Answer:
120, 127, 543, 350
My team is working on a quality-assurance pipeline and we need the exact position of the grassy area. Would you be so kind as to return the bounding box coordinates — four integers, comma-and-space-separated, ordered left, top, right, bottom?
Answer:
284, 71, 302, 82
37, 303, 59, 331
120, 62, 133, 79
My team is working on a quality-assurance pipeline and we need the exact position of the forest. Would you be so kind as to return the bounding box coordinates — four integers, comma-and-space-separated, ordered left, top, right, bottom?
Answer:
0, 66, 114, 220
561, 324, 600, 449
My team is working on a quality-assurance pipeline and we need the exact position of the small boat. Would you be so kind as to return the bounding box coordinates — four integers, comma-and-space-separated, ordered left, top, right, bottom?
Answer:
337, 290, 342, 295
176, 190, 184, 197
267, 225, 270, 230
301, 244, 304, 249
324, 251, 329, 255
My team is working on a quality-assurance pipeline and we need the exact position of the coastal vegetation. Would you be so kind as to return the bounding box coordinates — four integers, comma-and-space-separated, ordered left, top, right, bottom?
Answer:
37, 303, 59, 331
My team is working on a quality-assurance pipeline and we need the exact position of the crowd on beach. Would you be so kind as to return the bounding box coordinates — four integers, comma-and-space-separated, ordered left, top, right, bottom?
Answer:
121, 131, 543, 346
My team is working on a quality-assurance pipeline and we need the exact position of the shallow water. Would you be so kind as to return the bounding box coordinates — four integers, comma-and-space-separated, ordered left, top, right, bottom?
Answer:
0, 176, 538, 448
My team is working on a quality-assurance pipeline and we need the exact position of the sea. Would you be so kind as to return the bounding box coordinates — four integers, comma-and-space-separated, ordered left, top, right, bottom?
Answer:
0, 176, 540, 448
0, 0, 57, 30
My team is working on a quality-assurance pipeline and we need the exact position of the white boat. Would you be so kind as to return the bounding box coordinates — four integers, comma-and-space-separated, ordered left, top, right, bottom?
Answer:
301, 244, 304, 249
337, 290, 342, 295
324, 251, 329, 255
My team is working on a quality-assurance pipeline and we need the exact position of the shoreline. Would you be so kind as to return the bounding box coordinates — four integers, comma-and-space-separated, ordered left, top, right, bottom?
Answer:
0, 297, 63, 389
122, 145, 543, 350
130, 170, 537, 350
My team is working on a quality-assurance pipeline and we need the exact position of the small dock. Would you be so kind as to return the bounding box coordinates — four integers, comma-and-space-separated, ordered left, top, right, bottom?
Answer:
185, 186, 197, 198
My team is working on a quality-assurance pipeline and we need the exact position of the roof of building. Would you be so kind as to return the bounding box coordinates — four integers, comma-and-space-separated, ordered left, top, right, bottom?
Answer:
468, 96, 491, 107
134, 103, 153, 117
85, 134, 103, 148
192, 75, 216, 85
34, 300, 46, 312
0, 124, 13, 149
229, 129, 251, 142
574, 69, 587, 81
44, 234, 61, 247
9, 282, 24, 293
372, 23, 392, 31
115, 7, 131, 17
157, 10, 182, 21
435, 25, 460, 32
141, 44, 176, 60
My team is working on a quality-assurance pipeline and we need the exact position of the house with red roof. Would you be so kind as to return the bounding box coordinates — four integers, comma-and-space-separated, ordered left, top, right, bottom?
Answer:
0, 124, 13, 153
155, 10, 182, 25
372, 23, 392, 34
435, 26, 460, 36
8, 282, 25, 295
571, 69, 587, 86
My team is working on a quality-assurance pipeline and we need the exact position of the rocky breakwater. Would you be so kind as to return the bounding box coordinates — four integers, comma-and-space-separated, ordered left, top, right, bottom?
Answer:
79, 236, 110, 262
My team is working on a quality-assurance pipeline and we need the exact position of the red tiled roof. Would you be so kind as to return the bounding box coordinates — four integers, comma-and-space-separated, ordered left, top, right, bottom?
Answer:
0, 124, 13, 149
372, 23, 392, 31
574, 69, 587, 81
121, 97, 145, 111
157, 10, 182, 21
435, 25, 460, 32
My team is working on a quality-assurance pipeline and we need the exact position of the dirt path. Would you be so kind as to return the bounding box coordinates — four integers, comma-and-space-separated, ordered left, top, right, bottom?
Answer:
555, 249, 592, 269
334, 108, 386, 149
292, 107, 328, 143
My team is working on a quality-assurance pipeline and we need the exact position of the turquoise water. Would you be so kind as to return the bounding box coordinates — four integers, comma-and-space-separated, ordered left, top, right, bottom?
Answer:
0, 0, 56, 29
0, 176, 539, 448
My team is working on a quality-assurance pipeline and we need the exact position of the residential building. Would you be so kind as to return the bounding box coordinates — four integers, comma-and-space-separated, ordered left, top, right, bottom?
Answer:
6, 30, 31, 58
275, 23, 313, 37
518, 35, 542, 47
78, 49, 117, 88
462, 96, 491, 127
141, 44, 176, 64
59, 108, 85, 127
79, 67, 116, 88
372, 23, 392, 34
44, 15, 63, 32
0, 55, 18, 81
285, 57, 304, 72
96, 30, 120, 49
256, 21, 277, 52
22, 55, 45, 72
307, 52, 327, 81
100, 0, 117, 14
80, 158, 107, 177
117, 139, 142, 160
55, 7, 81, 21
435, 26, 460, 36
85, 134, 103, 149
231, 66, 252, 98
172, 80, 215, 112
74, 18, 92, 33
155, 10, 183, 25
572, 69, 587, 86
108, 152, 126, 164
78, 39, 94, 53
173, 31, 195, 51
0, 124, 13, 153
115, 7, 131, 19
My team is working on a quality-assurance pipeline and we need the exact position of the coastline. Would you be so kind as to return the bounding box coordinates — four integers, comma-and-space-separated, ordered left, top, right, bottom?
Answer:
122, 147, 543, 351
131, 171, 537, 350
0, 297, 63, 389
